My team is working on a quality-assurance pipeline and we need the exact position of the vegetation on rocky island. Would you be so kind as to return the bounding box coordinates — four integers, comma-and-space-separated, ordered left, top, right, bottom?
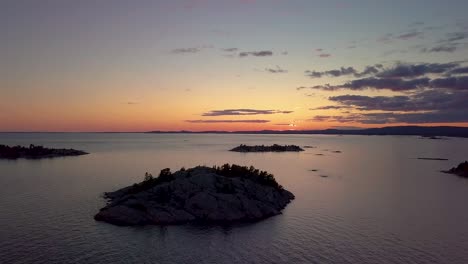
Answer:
230, 144, 304, 152
0, 144, 88, 159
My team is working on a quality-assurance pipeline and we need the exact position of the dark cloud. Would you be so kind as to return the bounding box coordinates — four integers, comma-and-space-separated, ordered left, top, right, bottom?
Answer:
310, 77, 430, 91
309, 111, 468, 124
239, 51, 273, 57
305, 64, 383, 78
202, 109, 293, 116
376, 62, 460, 78
171, 48, 200, 54
185, 119, 270, 123
430, 76, 468, 90
367, 111, 468, 124
328, 91, 468, 112
299, 62, 467, 92
329, 94, 412, 111
313, 90, 468, 124
448, 66, 468, 75
355, 65, 382, 77
305, 67, 356, 78
309, 114, 363, 123
265, 66, 288, 74
318, 53, 331, 58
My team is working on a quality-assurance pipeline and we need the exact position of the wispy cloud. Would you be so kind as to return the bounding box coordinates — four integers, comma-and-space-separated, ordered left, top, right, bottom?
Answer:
185, 119, 270, 123
239, 50, 273, 57
202, 109, 293, 116
421, 30, 468, 53
274, 123, 297, 127
265, 66, 288, 74
421, 44, 458, 53
318, 53, 331, 58
310, 105, 351, 110
222, 48, 238, 52
171, 47, 200, 54
396, 31, 423, 40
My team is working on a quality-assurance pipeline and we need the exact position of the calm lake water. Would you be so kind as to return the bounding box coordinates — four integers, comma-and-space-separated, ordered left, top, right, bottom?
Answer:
1, 133, 468, 263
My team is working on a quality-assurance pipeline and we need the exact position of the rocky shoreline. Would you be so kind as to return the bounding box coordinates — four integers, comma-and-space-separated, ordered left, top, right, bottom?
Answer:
230, 144, 304, 152
442, 161, 468, 178
0, 144, 88, 159
95, 164, 294, 226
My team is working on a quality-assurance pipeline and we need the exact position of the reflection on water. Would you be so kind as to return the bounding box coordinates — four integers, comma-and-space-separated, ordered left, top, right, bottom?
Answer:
1, 133, 468, 263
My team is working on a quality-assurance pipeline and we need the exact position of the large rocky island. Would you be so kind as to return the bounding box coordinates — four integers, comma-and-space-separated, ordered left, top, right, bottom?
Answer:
442, 161, 468, 178
230, 144, 304, 152
95, 164, 294, 226
0, 144, 88, 159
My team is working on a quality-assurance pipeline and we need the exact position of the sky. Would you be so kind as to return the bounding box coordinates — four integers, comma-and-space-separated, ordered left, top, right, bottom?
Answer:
2, 0, 468, 132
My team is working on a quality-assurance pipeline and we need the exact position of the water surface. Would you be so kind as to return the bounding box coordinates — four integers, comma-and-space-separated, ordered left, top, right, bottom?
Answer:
1, 133, 467, 263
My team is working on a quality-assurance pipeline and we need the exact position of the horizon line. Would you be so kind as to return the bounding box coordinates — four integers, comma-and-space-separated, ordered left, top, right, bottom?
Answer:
1, 125, 468, 134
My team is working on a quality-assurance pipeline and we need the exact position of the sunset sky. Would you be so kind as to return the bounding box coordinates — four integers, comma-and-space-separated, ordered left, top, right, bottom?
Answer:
2, 0, 468, 132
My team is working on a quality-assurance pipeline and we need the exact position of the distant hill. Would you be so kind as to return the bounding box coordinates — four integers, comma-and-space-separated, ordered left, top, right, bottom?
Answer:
148, 126, 468, 138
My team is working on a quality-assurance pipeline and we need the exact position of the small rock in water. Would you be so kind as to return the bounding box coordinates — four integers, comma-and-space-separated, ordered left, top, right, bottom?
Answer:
417, 158, 449, 161
442, 161, 468, 178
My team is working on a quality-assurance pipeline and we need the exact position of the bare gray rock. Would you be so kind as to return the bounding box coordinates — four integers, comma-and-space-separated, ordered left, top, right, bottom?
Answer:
95, 165, 294, 226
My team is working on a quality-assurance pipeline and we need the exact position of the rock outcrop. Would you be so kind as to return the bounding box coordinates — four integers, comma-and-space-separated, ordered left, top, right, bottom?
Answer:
0, 144, 88, 159
95, 164, 294, 226
230, 144, 304, 152
442, 161, 468, 178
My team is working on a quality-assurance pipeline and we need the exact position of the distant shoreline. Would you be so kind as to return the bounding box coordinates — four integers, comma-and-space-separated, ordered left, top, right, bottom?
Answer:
2, 126, 468, 138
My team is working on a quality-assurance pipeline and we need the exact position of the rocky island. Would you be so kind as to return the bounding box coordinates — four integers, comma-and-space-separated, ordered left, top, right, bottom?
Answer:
0, 144, 88, 159
230, 144, 304, 152
95, 164, 295, 226
442, 161, 468, 178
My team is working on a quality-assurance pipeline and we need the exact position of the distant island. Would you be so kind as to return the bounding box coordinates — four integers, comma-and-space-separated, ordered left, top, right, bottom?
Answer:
442, 161, 468, 178
147, 125, 468, 138
230, 144, 304, 152
95, 164, 294, 226
0, 144, 88, 159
